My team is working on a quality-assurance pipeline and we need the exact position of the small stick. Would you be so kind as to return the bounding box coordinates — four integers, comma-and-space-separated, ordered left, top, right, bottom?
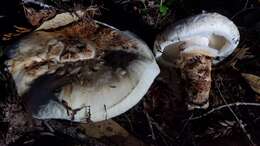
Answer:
191, 102, 260, 120
145, 112, 157, 142
124, 115, 134, 132
175, 113, 193, 140
217, 80, 256, 146
43, 120, 55, 133
151, 120, 175, 142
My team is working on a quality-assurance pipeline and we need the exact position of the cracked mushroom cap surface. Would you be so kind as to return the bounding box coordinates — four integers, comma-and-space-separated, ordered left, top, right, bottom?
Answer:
5, 12, 160, 122
154, 12, 240, 66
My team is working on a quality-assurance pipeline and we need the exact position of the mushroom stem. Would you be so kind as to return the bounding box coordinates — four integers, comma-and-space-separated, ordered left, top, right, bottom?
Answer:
180, 53, 212, 110
154, 13, 240, 110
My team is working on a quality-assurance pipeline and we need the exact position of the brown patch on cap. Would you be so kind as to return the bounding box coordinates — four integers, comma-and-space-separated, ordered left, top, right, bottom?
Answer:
91, 27, 137, 50
62, 84, 73, 99
24, 61, 48, 76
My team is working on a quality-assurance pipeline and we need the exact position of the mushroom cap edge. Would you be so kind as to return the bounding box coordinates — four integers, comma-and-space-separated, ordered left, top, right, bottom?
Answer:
154, 12, 240, 65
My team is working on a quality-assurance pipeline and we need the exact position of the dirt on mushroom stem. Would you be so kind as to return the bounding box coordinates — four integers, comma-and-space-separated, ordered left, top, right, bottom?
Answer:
179, 54, 212, 110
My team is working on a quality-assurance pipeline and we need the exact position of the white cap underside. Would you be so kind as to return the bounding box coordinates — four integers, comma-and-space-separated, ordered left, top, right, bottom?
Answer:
57, 59, 159, 122
33, 31, 159, 122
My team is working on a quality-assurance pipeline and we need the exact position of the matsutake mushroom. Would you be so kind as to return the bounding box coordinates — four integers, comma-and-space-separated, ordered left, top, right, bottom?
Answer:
154, 13, 240, 110
5, 12, 160, 122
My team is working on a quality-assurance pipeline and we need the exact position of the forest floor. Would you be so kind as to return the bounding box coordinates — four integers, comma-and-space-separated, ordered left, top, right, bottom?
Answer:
0, 0, 260, 146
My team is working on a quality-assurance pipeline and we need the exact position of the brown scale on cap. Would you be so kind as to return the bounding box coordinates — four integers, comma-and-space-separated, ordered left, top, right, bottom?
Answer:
44, 20, 137, 58
90, 27, 137, 51
17, 19, 137, 76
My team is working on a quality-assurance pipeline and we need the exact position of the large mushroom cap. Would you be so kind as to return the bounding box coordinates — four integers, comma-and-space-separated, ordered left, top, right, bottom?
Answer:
154, 12, 240, 65
5, 12, 159, 122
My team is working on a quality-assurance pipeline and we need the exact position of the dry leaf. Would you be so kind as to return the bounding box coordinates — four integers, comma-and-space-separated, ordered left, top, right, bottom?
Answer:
81, 120, 128, 138
81, 120, 147, 146
242, 73, 260, 94
23, 2, 56, 26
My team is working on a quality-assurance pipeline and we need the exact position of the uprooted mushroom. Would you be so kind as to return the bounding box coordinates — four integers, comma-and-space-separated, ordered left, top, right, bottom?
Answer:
154, 13, 240, 110
5, 11, 160, 122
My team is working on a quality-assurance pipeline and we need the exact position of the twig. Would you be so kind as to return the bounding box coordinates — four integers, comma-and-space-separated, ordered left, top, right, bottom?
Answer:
231, 0, 250, 19
40, 132, 55, 136
191, 102, 260, 120
43, 120, 55, 133
143, 111, 174, 145
156, 131, 170, 146
175, 113, 193, 140
231, 7, 256, 20
217, 79, 256, 146
243, 0, 249, 10
151, 120, 175, 142
124, 115, 134, 132
145, 112, 157, 142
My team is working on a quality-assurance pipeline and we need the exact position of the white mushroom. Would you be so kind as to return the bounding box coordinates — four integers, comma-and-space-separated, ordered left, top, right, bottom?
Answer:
154, 13, 240, 110
5, 12, 160, 122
